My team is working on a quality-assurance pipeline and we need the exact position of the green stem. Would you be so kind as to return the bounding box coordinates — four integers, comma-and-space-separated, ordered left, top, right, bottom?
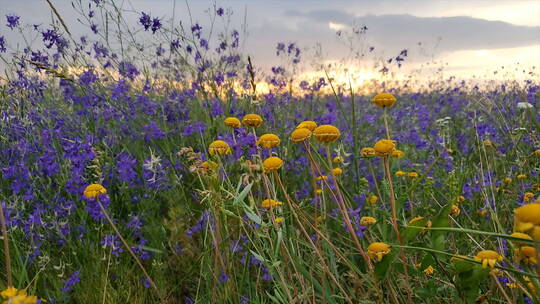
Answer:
0, 201, 12, 287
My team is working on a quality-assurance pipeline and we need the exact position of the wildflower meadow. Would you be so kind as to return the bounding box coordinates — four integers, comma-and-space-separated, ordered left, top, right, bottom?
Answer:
0, 1, 539, 303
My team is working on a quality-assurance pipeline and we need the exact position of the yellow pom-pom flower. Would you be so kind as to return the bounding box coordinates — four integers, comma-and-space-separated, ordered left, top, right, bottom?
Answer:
257, 133, 280, 149
367, 242, 391, 261
313, 125, 340, 143
360, 216, 377, 226
296, 120, 318, 131
395, 170, 406, 177
510, 232, 533, 246
208, 140, 232, 156
523, 192, 535, 203
261, 199, 283, 209
290, 128, 312, 143
423, 265, 435, 275
361, 147, 376, 157
224, 117, 241, 128
474, 250, 503, 268
83, 184, 107, 199
368, 195, 378, 205
332, 168, 343, 176
391, 149, 404, 158
372, 92, 397, 108
373, 139, 396, 156
514, 246, 538, 265
451, 204, 461, 216
407, 172, 419, 178
333, 156, 344, 163
517, 174, 527, 180
535, 149, 540, 156
242, 114, 263, 127
262, 157, 283, 173
514, 203, 540, 240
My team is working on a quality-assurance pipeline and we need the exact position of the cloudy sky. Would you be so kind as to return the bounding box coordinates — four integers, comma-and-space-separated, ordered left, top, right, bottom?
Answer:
1, 0, 539, 80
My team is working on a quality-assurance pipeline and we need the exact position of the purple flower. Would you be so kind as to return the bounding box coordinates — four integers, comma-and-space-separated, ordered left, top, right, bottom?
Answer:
61, 271, 81, 292
6, 15, 20, 29
218, 271, 229, 283
101, 234, 124, 256
118, 61, 140, 80
139, 12, 152, 31
151, 17, 162, 33
0, 36, 6, 52
216, 7, 224, 16
143, 121, 165, 141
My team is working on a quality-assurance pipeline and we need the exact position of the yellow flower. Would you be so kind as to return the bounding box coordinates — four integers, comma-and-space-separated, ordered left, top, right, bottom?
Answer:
360, 216, 377, 226
274, 217, 284, 223
456, 196, 466, 203
507, 282, 518, 289
514, 203, 540, 240
257, 133, 281, 149
510, 232, 533, 246
208, 140, 232, 156
372, 92, 397, 108
262, 157, 283, 173
313, 125, 341, 143
407, 172, 419, 178
367, 195, 378, 205
290, 128, 312, 143
409, 216, 432, 229
224, 117, 241, 128
524, 192, 535, 203
83, 184, 107, 199
360, 147, 376, 157
242, 114, 263, 127
0, 287, 39, 304
524, 276, 537, 293
201, 161, 219, 173
1, 287, 18, 298
517, 174, 527, 180
451, 204, 461, 216
423, 265, 435, 275
514, 246, 538, 265
332, 168, 343, 176
483, 139, 493, 147
409, 216, 424, 224
367, 242, 391, 261
373, 139, 396, 156
504, 177, 513, 184
534, 184, 540, 192
296, 120, 318, 131
395, 170, 406, 177
332, 156, 344, 163
535, 149, 540, 156
314, 189, 323, 195
477, 209, 487, 217
391, 150, 404, 158
261, 199, 283, 209
315, 216, 324, 223
474, 250, 503, 268
316, 175, 328, 181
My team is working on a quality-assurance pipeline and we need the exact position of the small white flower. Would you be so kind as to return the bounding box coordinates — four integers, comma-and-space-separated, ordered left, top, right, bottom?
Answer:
517, 102, 533, 109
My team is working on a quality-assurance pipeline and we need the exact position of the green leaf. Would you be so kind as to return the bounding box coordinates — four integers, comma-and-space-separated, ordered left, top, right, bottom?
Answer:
233, 182, 253, 206
375, 250, 398, 281
401, 217, 429, 243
